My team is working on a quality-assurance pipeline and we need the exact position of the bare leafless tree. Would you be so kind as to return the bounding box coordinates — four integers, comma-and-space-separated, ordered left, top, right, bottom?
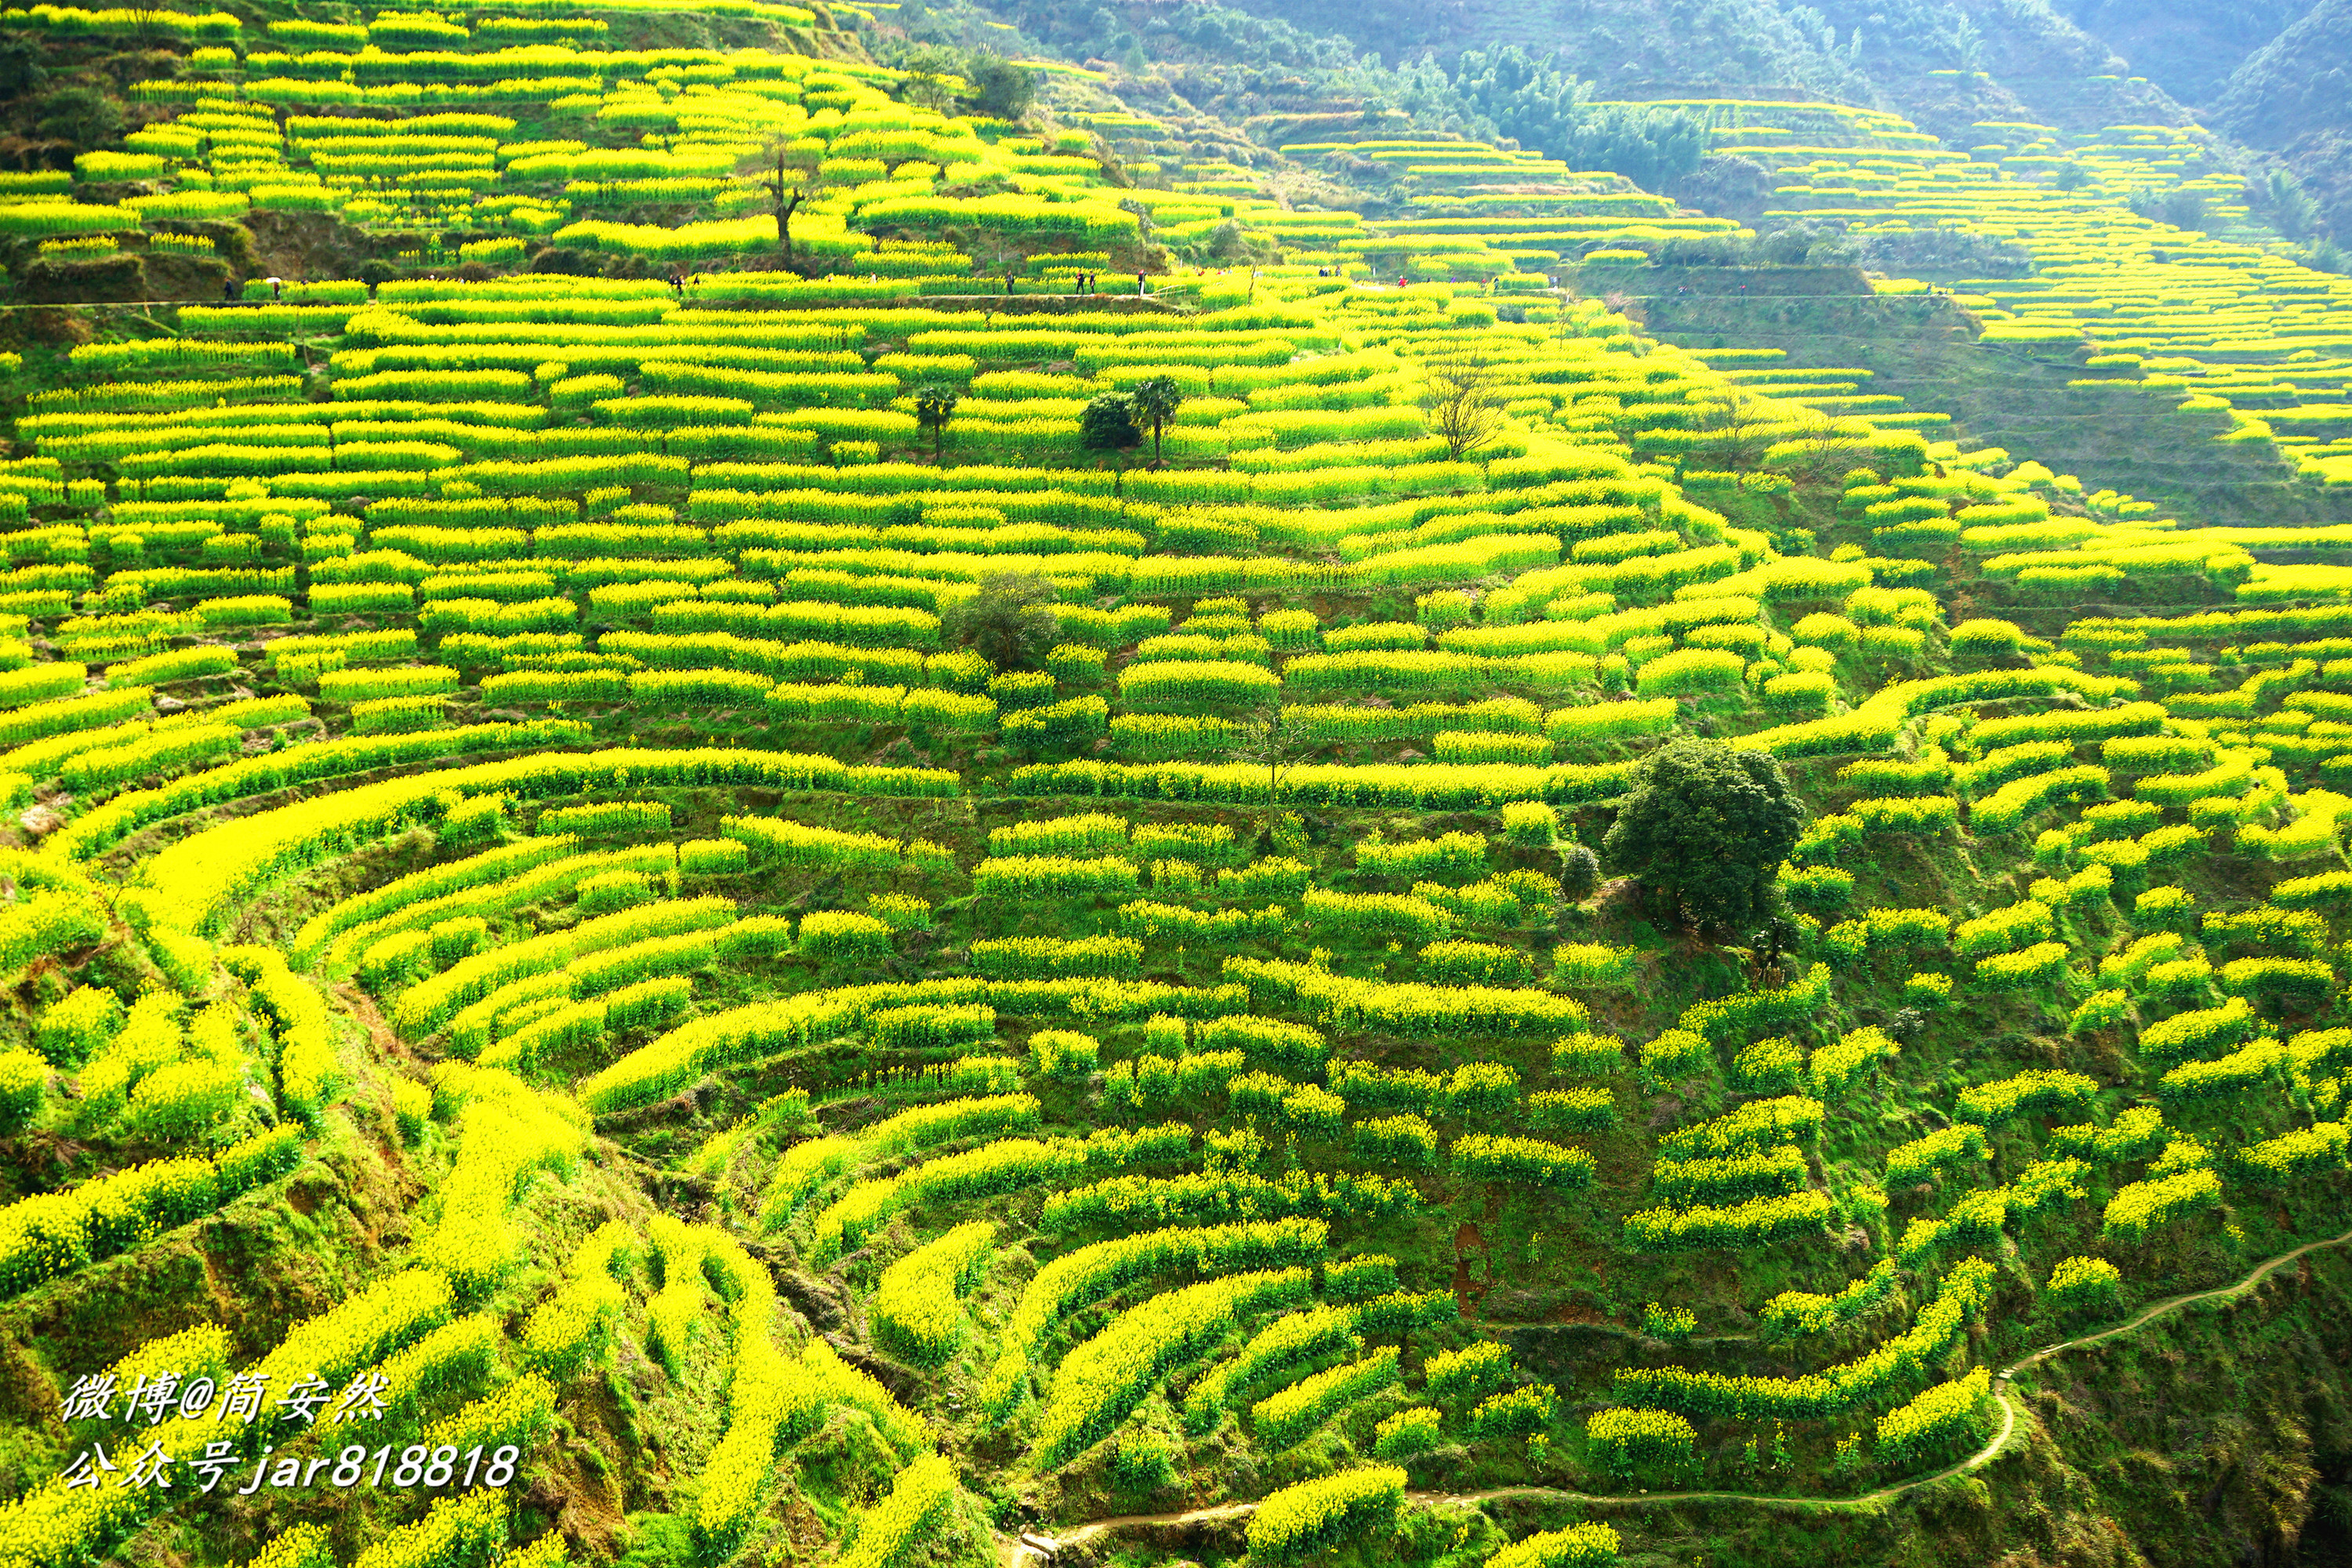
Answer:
1420, 355, 1503, 463
1697, 390, 1782, 466
1225, 695, 1302, 829
757, 146, 818, 267
1779, 410, 1867, 485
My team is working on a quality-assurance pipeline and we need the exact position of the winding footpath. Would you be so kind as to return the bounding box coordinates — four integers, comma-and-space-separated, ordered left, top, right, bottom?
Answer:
1013, 1223, 2352, 1559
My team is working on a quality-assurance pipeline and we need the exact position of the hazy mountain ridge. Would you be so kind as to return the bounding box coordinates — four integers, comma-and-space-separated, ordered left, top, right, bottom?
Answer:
2212, 0, 2352, 247
1010, 0, 2351, 242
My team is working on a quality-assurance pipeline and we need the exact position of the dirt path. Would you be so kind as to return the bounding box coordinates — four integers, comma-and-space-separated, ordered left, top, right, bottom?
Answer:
1002, 1224, 2352, 1559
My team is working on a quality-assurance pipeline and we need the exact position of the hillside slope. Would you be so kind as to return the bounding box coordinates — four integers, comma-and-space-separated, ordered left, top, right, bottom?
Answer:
1128, 0, 2352, 260
2, 9, 2352, 1568
2214, 0, 2352, 245
2053, 0, 2311, 108
1188, 0, 2209, 141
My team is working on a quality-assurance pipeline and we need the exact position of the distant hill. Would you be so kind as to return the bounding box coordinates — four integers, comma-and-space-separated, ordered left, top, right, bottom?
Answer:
1186, 0, 2208, 135
2053, 0, 2310, 107
2215, 0, 2352, 242
1012, 0, 2349, 249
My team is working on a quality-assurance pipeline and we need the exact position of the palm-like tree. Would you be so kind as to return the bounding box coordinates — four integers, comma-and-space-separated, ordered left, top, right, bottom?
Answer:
1128, 374, 1184, 464
914, 384, 960, 463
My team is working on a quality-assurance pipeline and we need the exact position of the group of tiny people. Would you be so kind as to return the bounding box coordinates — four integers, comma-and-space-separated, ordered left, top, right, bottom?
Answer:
1055, 271, 1149, 296
653, 266, 1152, 297
217, 255, 1454, 303
229, 257, 1936, 305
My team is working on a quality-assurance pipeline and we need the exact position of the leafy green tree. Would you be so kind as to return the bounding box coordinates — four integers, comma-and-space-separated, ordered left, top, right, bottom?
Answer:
2156, 189, 2209, 230
1449, 48, 1704, 192
1563, 103, 1708, 194
914, 383, 960, 462
1602, 737, 1806, 935
1128, 375, 1183, 463
964, 55, 1035, 122
1947, 13, 1986, 71
0, 36, 45, 99
1559, 842, 1601, 902
1080, 392, 1141, 454
885, 41, 961, 111
1205, 219, 1250, 260
1671, 154, 1773, 225
36, 87, 122, 150
2249, 169, 2319, 239
942, 572, 1058, 672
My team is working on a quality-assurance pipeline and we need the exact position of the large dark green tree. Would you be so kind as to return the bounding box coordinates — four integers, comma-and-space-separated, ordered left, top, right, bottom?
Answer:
964, 55, 1036, 121
1080, 392, 1142, 453
35, 87, 121, 151
1448, 47, 1705, 193
1602, 737, 1806, 935
942, 572, 1058, 671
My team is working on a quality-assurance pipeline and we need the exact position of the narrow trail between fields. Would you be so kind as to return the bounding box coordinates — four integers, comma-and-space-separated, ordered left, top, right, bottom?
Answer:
1004, 1222, 2352, 1560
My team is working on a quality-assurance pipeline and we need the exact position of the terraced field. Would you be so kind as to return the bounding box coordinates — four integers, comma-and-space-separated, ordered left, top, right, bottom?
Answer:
5, 10, 2352, 1568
